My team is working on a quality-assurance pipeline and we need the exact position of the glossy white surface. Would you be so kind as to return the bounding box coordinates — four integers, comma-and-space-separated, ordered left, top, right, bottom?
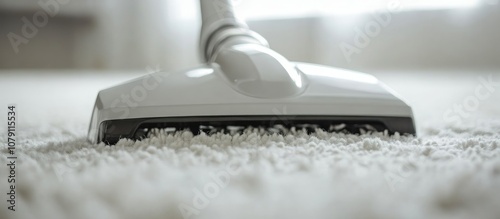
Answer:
214, 44, 305, 98
92, 63, 413, 131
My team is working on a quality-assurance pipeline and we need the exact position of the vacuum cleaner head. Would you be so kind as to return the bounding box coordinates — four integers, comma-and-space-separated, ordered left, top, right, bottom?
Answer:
88, 0, 416, 145
88, 62, 416, 144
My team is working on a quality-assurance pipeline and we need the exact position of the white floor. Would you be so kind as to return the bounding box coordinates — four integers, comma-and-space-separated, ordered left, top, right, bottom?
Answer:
0, 70, 499, 219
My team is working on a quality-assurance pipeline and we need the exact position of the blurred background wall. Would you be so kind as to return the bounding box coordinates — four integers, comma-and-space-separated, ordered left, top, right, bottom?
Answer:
0, 0, 499, 72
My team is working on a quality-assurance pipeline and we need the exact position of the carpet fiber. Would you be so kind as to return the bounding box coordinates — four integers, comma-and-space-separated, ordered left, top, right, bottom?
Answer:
1, 70, 499, 219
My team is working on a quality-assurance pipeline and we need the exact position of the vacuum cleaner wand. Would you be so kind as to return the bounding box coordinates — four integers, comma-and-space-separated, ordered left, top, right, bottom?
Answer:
199, 0, 258, 61
200, 0, 306, 99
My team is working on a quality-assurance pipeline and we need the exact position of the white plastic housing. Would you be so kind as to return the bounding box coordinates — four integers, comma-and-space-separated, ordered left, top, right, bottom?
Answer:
88, 62, 414, 143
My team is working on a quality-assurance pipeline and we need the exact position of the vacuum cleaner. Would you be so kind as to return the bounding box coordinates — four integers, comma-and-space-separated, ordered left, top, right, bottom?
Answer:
88, 0, 416, 145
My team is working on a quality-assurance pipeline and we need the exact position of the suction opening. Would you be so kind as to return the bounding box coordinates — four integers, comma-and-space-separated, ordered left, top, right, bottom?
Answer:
98, 116, 415, 145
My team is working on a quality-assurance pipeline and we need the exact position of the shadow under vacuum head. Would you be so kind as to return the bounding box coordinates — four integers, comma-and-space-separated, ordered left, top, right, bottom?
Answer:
88, 0, 416, 145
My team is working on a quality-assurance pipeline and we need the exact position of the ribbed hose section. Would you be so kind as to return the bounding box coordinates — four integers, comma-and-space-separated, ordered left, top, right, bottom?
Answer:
199, 0, 255, 62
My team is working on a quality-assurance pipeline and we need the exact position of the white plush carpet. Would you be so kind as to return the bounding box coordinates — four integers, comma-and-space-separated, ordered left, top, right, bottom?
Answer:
1, 70, 499, 219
